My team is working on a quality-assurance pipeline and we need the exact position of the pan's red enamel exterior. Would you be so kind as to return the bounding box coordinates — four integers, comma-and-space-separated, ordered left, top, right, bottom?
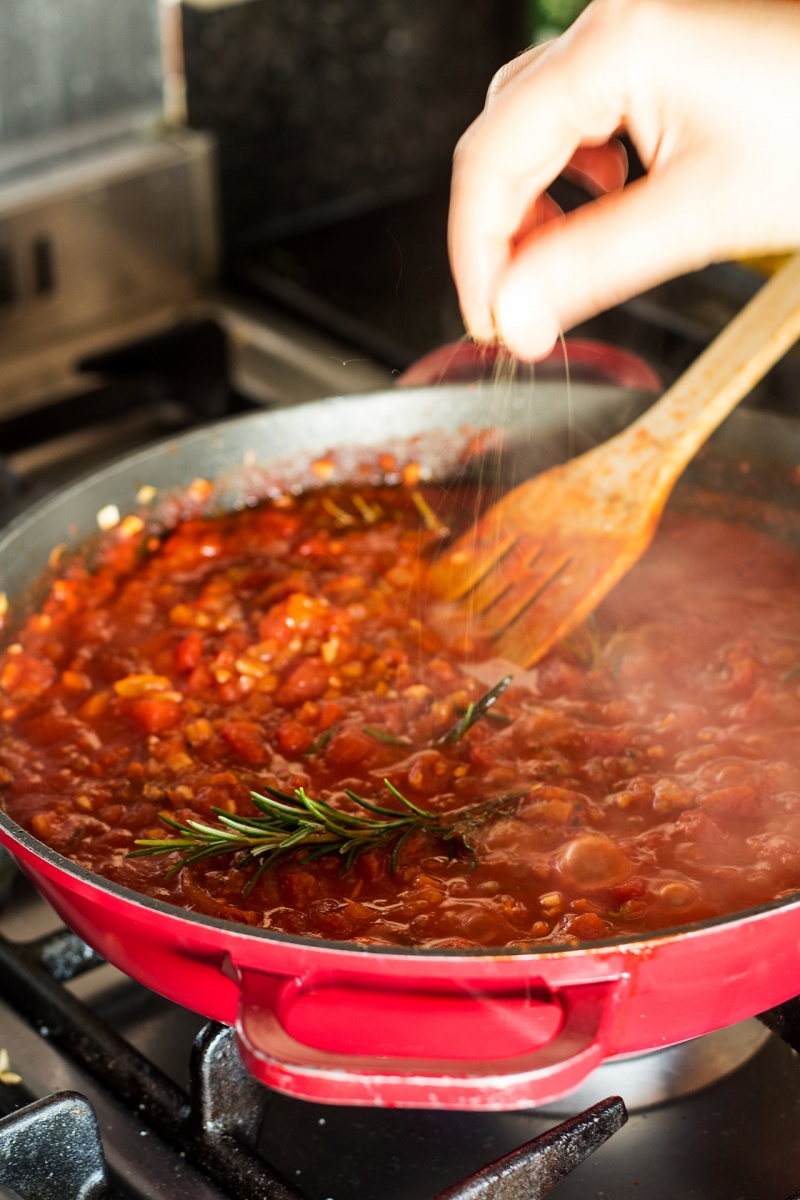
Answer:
2, 384, 800, 1110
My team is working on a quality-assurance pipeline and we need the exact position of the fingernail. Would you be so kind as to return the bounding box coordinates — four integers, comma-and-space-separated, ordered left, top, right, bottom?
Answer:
463, 311, 498, 345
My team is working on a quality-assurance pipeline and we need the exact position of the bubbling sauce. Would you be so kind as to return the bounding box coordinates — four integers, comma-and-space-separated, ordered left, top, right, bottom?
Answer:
3, 477, 800, 949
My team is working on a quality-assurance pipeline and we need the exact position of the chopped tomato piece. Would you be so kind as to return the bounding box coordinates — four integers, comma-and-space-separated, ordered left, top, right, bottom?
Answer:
563, 912, 613, 940
174, 631, 205, 673
324, 725, 375, 768
0, 652, 56, 701
23, 714, 77, 746
702, 785, 760, 821
186, 662, 214, 694
275, 657, 331, 708
276, 717, 314, 756
219, 720, 268, 764
317, 700, 343, 730
129, 697, 183, 734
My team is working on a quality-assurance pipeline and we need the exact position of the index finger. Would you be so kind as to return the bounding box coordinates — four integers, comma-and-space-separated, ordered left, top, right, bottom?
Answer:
449, 4, 631, 342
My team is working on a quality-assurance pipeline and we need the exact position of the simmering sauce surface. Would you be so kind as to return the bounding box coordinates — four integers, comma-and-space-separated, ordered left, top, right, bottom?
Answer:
3, 479, 800, 949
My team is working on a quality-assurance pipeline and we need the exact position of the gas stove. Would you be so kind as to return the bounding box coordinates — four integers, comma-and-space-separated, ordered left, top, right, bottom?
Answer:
3, 133, 800, 1200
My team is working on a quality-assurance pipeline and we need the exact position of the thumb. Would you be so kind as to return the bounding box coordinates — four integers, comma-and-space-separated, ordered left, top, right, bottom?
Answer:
493, 158, 721, 360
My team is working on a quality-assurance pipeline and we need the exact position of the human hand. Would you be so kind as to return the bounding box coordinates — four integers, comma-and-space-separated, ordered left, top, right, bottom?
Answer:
449, 0, 800, 360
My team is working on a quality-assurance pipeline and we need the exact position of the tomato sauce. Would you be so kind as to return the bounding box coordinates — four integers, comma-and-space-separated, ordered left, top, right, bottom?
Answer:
3, 478, 800, 950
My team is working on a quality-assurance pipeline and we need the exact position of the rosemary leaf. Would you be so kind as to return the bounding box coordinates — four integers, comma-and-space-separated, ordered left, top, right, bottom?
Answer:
363, 726, 413, 747
383, 777, 437, 818
390, 825, 416, 874
321, 496, 356, 526
304, 724, 340, 757
411, 490, 449, 535
342, 789, 411, 819
351, 493, 382, 523
453, 703, 510, 726
436, 675, 513, 745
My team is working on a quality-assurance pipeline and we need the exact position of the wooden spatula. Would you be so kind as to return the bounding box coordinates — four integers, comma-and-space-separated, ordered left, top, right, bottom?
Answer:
428, 253, 800, 668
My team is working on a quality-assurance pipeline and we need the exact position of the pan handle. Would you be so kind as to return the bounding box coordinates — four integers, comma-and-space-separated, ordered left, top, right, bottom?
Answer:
231, 965, 631, 1109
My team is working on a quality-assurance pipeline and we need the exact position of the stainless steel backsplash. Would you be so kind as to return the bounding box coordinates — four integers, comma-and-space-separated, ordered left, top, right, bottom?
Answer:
0, 0, 163, 179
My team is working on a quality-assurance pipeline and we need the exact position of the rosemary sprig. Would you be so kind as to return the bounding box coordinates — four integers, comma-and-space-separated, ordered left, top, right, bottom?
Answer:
436, 675, 513, 746
130, 780, 522, 895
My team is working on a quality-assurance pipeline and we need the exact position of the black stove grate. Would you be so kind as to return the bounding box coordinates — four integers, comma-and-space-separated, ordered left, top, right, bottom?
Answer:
433, 1097, 626, 1200
0, 1092, 111, 1200
0, 1076, 626, 1200
0, 923, 302, 1200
